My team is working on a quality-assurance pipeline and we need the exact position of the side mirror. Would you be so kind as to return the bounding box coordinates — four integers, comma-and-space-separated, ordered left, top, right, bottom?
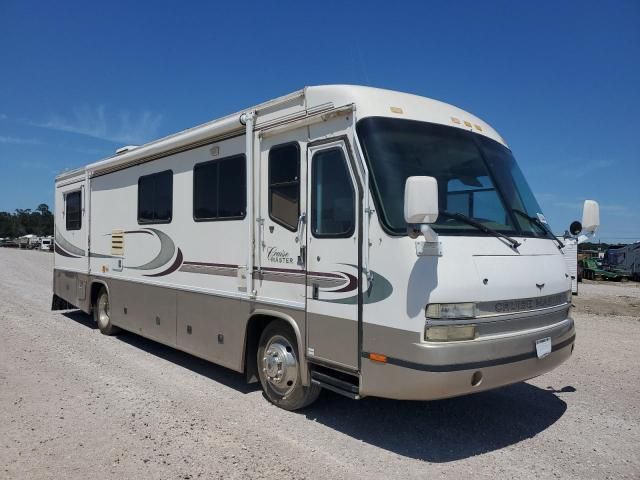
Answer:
569, 220, 582, 236
581, 199, 600, 233
404, 176, 439, 224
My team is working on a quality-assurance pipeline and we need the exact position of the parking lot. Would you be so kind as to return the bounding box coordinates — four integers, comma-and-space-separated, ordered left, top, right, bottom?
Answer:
1, 248, 639, 479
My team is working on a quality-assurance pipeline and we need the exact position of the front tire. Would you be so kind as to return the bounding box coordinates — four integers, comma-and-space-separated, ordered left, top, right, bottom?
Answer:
93, 287, 121, 336
257, 321, 320, 410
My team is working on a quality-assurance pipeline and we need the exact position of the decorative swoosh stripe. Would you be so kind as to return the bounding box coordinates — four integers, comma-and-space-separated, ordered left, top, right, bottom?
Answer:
126, 228, 176, 270
55, 243, 80, 258
180, 262, 238, 277
145, 248, 184, 277
89, 252, 117, 259
178, 261, 356, 290
54, 227, 85, 256
316, 265, 393, 305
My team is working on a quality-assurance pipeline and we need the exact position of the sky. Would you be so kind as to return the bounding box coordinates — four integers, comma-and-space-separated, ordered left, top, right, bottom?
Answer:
0, 0, 638, 243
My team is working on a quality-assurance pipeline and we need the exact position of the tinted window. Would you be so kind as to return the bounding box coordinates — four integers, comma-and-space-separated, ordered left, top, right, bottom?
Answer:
194, 154, 246, 221
311, 148, 355, 237
138, 170, 173, 224
269, 143, 300, 230
65, 191, 82, 230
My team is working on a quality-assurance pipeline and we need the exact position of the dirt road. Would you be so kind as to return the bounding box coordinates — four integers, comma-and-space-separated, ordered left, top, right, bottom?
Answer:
1, 248, 639, 479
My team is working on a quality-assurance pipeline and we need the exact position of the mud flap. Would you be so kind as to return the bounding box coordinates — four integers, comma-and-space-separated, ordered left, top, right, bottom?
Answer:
51, 294, 75, 311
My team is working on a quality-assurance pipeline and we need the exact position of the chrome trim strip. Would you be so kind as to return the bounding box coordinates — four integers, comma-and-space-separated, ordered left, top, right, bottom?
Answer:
428, 303, 571, 326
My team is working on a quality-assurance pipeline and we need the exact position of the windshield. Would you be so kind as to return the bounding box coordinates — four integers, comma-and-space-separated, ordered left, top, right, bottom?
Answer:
356, 117, 548, 237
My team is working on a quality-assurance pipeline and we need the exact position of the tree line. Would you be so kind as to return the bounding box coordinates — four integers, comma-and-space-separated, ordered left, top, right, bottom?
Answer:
0, 204, 54, 238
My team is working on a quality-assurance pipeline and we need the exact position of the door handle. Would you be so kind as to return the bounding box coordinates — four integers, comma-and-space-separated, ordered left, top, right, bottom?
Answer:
295, 212, 306, 243
296, 212, 307, 266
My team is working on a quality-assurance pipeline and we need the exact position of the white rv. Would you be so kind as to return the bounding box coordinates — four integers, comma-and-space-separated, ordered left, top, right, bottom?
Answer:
52, 85, 600, 410
40, 236, 53, 251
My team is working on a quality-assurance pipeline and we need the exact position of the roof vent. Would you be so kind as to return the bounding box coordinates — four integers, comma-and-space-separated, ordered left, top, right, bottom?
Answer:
115, 145, 139, 155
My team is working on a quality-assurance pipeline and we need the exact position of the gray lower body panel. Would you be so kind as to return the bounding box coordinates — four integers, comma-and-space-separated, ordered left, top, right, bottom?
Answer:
52, 269, 305, 376
360, 317, 575, 400
53, 269, 91, 312
54, 268, 576, 403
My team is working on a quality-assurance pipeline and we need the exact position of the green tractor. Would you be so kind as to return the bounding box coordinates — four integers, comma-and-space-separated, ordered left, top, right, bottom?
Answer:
581, 257, 630, 281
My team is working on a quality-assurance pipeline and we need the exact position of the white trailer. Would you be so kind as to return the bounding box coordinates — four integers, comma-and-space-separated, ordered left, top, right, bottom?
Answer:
40, 236, 53, 251
52, 85, 599, 410
607, 242, 640, 281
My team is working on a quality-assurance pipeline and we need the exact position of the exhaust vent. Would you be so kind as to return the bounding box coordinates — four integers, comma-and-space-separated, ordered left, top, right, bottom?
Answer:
111, 230, 124, 256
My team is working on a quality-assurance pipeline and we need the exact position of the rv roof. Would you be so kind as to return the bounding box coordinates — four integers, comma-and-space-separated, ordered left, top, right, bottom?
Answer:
56, 85, 506, 181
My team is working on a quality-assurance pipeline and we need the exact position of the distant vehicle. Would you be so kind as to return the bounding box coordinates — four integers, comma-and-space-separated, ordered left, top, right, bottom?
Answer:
18, 234, 39, 249
52, 85, 600, 410
0, 238, 18, 248
40, 237, 53, 251
580, 257, 630, 281
606, 243, 640, 281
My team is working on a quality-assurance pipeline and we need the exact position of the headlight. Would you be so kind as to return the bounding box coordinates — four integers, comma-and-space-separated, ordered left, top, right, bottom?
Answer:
425, 324, 477, 342
426, 302, 476, 319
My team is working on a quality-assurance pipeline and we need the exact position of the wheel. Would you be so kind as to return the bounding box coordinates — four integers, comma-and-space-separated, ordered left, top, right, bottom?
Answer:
93, 287, 121, 336
257, 321, 321, 410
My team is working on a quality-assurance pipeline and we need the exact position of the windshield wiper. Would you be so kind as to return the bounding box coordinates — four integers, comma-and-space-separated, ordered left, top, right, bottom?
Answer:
511, 209, 564, 249
440, 211, 521, 249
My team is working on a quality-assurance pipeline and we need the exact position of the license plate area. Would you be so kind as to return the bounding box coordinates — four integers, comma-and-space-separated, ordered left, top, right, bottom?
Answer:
536, 337, 552, 359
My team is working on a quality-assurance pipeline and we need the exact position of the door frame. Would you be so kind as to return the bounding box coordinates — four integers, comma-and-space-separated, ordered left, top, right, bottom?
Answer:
306, 135, 364, 372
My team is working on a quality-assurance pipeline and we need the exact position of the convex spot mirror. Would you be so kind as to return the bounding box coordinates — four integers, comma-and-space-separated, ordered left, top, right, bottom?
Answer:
569, 221, 582, 236
581, 199, 600, 234
404, 176, 439, 225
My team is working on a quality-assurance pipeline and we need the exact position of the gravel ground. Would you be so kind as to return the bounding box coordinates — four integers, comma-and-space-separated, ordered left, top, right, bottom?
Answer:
1, 248, 639, 479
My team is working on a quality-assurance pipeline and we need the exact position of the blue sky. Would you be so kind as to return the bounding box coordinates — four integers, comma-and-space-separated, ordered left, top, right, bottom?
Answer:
1, 1, 638, 242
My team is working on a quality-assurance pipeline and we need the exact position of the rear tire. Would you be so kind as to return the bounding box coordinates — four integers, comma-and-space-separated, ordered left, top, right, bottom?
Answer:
257, 321, 320, 411
93, 287, 121, 336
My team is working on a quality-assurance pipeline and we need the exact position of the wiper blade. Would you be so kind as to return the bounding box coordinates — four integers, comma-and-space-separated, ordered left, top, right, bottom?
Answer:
440, 211, 521, 249
512, 209, 564, 249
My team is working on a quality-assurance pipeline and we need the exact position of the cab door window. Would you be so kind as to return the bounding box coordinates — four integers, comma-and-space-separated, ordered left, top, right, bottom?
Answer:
311, 148, 355, 238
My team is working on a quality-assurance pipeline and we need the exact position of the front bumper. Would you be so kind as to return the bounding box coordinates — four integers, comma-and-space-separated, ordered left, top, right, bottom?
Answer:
360, 316, 575, 400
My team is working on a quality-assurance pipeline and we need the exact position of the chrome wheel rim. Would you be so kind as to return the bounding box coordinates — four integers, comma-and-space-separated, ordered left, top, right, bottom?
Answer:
97, 293, 110, 329
262, 335, 298, 396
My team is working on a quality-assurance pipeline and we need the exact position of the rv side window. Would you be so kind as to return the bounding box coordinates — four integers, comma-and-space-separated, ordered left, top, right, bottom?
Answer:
65, 191, 82, 230
311, 148, 355, 238
268, 143, 300, 231
138, 170, 173, 224
193, 154, 246, 221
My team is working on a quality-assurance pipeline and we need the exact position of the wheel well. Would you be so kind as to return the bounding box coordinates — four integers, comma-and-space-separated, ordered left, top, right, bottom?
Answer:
244, 315, 295, 384
89, 282, 107, 312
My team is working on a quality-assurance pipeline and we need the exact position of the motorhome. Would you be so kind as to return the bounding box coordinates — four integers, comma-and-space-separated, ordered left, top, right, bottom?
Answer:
52, 85, 600, 410
40, 236, 53, 251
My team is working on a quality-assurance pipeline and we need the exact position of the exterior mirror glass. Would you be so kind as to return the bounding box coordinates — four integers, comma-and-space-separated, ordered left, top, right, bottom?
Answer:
569, 221, 582, 236
581, 200, 600, 233
404, 176, 439, 224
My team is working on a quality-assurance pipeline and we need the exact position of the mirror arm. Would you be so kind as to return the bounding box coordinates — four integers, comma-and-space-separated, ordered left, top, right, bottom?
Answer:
408, 223, 438, 243
419, 224, 439, 243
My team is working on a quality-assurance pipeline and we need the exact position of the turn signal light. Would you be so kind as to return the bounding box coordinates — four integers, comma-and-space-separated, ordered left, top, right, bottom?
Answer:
368, 353, 388, 363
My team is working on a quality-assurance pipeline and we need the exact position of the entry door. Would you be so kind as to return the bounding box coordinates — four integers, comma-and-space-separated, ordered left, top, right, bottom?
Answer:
306, 140, 361, 370
258, 139, 307, 307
